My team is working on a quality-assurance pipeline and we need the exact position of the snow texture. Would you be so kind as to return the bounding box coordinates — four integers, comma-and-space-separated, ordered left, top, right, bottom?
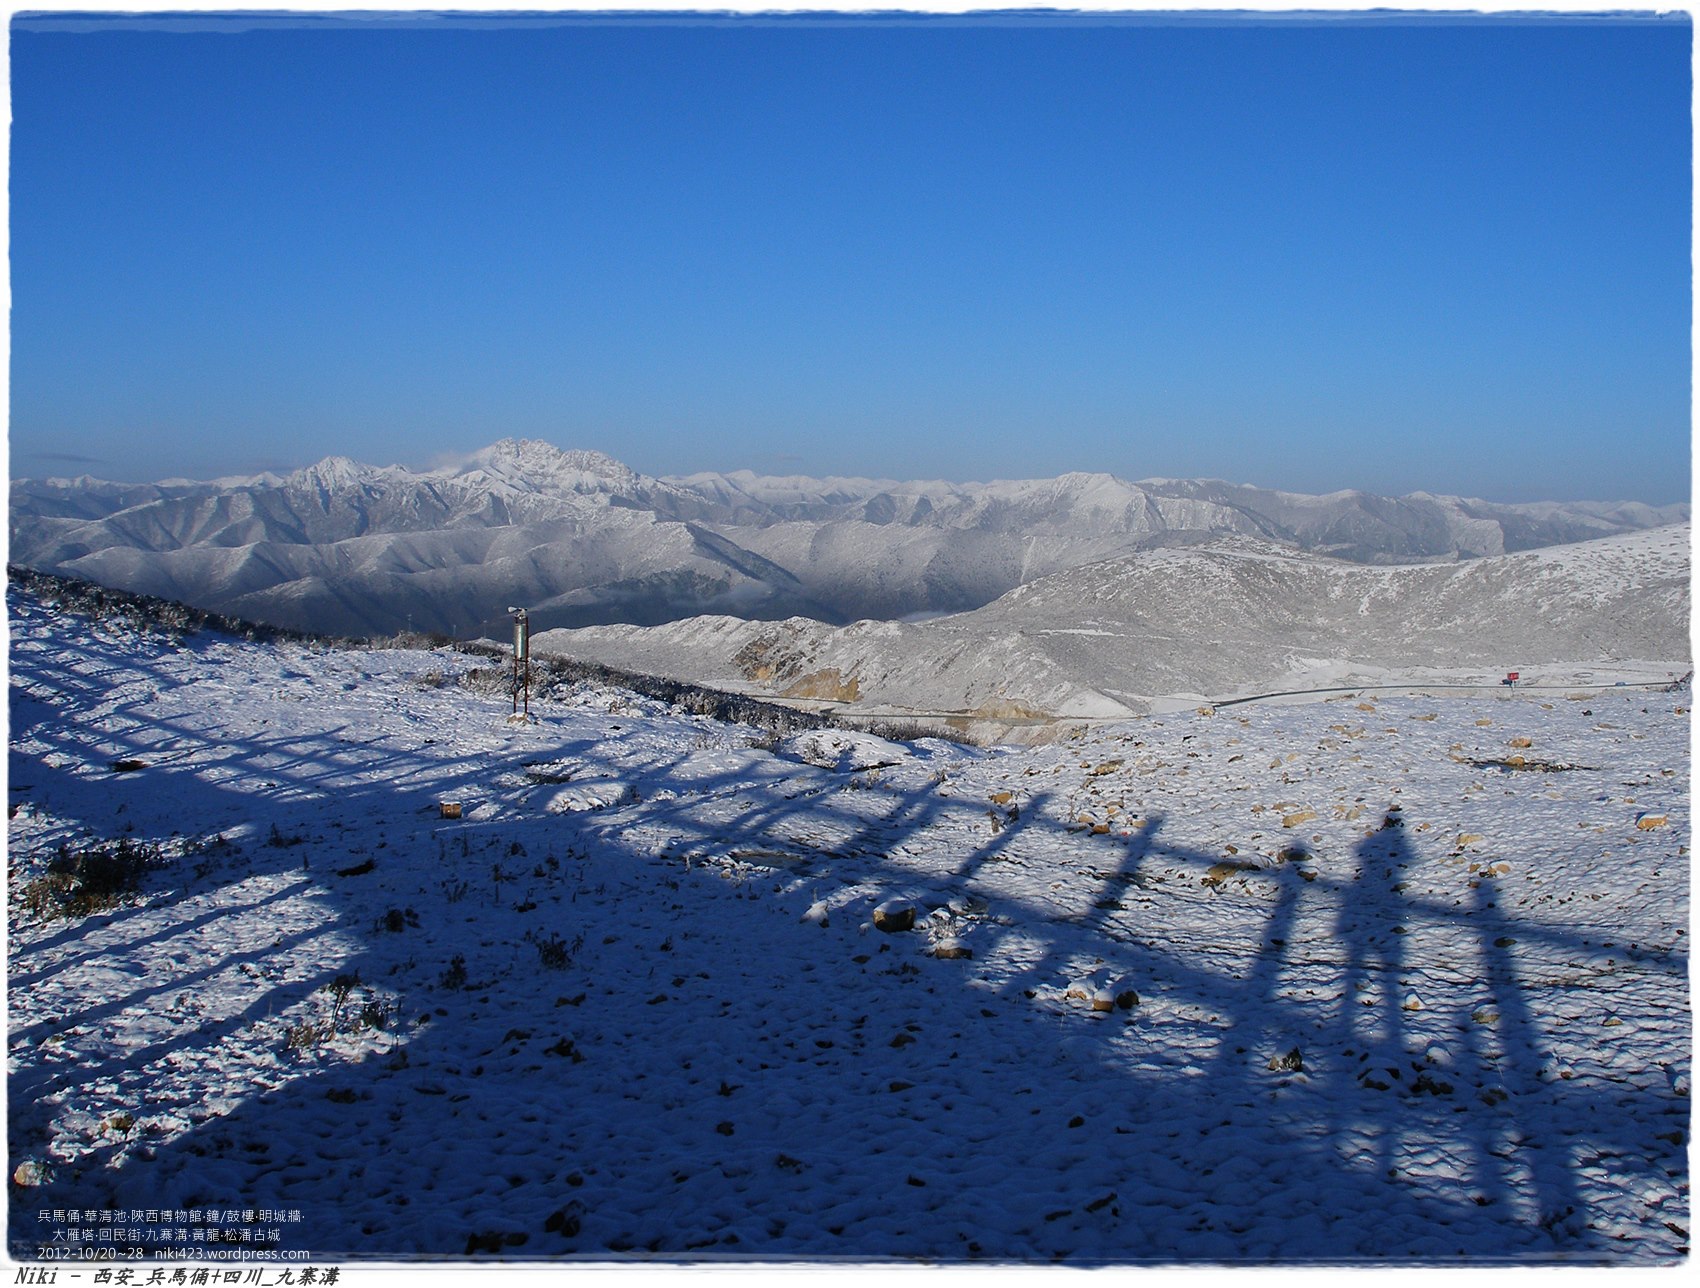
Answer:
5, 581, 1690, 1265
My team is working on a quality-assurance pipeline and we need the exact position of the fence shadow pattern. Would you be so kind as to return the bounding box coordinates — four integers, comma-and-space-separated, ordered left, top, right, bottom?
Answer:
6, 607, 1690, 1264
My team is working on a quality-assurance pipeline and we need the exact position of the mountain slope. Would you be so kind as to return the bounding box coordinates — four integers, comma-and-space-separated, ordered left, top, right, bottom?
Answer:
534, 524, 1692, 725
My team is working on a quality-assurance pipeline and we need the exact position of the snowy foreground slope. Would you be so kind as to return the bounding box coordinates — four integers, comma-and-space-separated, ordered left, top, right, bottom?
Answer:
6, 585, 1691, 1264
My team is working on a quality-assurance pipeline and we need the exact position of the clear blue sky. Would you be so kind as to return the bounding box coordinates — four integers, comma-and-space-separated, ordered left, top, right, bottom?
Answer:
8, 9, 1693, 503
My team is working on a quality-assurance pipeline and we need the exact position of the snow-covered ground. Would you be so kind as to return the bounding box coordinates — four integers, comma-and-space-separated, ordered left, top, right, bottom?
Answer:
6, 586, 1690, 1265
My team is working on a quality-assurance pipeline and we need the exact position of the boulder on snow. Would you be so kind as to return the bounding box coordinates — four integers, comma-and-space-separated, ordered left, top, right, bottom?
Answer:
1066, 972, 1138, 1012
872, 899, 917, 933
543, 781, 636, 813
1203, 861, 1249, 887
780, 729, 907, 773
1268, 1047, 1304, 1073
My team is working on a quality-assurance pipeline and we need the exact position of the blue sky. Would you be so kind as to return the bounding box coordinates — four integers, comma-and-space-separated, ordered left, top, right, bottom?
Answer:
8, 9, 1693, 503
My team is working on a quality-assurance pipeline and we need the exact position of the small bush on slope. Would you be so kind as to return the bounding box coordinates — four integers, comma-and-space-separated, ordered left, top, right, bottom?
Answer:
15, 837, 162, 921
6, 564, 342, 648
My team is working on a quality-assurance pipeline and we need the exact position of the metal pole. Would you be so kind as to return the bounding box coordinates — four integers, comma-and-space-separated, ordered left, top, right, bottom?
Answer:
509, 608, 530, 720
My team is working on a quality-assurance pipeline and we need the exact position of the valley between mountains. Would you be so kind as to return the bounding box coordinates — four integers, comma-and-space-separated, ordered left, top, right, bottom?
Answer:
12, 439, 1689, 741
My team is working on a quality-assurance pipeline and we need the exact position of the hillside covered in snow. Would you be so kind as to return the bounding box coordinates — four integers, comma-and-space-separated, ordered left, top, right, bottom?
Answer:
534, 523, 1693, 736
5, 577, 1689, 1264
10, 438, 1688, 638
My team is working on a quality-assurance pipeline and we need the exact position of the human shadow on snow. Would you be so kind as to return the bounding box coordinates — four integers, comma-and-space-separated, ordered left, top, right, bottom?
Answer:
6, 631, 1689, 1265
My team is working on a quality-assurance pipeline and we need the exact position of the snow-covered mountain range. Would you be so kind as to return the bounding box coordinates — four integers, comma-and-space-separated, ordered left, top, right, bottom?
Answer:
534, 523, 1692, 733
10, 438, 1688, 639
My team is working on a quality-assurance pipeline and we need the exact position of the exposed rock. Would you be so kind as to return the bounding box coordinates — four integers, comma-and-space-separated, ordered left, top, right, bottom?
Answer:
544, 1203, 584, 1238
873, 900, 917, 933
1067, 973, 1137, 1012
783, 667, 861, 703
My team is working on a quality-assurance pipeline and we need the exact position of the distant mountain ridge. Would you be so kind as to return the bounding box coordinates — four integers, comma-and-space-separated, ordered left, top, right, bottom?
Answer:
10, 438, 1689, 638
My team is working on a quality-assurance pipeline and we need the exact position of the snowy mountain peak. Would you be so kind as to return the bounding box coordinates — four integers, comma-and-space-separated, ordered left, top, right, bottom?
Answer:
450, 439, 639, 495
10, 439, 1690, 640
1043, 471, 1144, 505
286, 455, 379, 493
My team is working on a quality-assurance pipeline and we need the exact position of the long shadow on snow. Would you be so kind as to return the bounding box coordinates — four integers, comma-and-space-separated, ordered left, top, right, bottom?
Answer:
7, 620, 557, 1229
6, 633, 1688, 1264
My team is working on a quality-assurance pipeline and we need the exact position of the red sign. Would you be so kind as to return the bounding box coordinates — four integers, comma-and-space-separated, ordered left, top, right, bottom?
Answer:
1506, 672, 1519, 682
